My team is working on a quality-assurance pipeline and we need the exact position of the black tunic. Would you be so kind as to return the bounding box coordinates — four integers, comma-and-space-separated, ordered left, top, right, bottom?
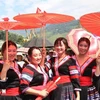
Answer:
45, 56, 81, 100
0, 61, 22, 100
73, 56, 100, 100
20, 64, 50, 100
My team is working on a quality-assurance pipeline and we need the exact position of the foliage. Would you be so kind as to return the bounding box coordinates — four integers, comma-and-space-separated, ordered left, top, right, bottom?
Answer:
45, 20, 81, 43
0, 31, 24, 45
0, 31, 6, 40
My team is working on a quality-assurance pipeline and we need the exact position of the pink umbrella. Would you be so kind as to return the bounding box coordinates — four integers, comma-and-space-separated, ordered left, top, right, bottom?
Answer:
66, 28, 100, 58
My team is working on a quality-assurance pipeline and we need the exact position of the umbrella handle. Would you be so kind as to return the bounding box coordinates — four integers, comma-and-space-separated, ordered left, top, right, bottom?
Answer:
35, 96, 42, 100
54, 77, 61, 83
42, 25, 45, 48
6, 30, 8, 61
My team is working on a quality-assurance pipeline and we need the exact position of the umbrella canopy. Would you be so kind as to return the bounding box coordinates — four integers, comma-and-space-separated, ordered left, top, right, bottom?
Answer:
12, 22, 42, 30
0, 17, 42, 30
23, 37, 53, 48
13, 8, 75, 47
13, 11, 75, 25
66, 28, 100, 58
0, 17, 41, 60
80, 12, 100, 36
0, 18, 19, 30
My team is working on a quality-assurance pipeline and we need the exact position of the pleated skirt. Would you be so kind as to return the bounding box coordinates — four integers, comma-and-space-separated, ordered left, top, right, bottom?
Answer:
50, 82, 76, 100
21, 94, 50, 100
81, 85, 100, 100
0, 95, 22, 100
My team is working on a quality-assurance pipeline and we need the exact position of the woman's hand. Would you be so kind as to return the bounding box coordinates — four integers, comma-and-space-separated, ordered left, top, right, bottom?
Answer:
39, 89, 49, 98
41, 48, 46, 58
40, 48, 46, 67
25, 87, 49, 98
3, 60, 11, 70
96, 53, 100, 66
0, 60, 10, 80
76, 96, 80, 100
75, 91, 80, 100
95, 53, 100, 76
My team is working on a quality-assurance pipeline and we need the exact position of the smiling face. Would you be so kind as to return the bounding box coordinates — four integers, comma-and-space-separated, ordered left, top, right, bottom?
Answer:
77, 37, 90, 55
78, 41, 89, 55
54, 41, 66, 56
1, 41, 17, 62
3, 45, 17, 61
29, 48, 42, 66
54, 37, 68, 57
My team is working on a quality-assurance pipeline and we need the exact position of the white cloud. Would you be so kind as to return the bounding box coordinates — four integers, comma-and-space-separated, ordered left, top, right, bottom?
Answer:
0, 0, 99, 20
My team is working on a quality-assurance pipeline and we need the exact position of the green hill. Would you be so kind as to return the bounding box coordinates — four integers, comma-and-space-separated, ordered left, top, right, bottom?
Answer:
10, 19, 81, 44
45, 19, 81, 43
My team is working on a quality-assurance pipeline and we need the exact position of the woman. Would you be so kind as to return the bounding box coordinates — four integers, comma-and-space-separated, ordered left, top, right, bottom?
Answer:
93, 52, 100, 94
20, 47, 50, 100
45, 37, 81, 100
72, 37, 100, 100
0, 40, 22, 100
16, 52, 26, 68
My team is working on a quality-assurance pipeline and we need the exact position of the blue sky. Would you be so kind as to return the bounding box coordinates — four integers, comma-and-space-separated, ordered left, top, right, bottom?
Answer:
0, 0, 100, 21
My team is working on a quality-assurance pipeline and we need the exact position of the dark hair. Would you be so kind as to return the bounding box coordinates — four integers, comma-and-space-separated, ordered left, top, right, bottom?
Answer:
1, 40, 17, 55
54, 37, 68, 50
28, 46, 41, 57
78, 37, 90, 48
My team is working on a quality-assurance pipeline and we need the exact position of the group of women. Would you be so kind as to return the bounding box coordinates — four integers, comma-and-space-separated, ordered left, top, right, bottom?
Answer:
0, 36, 100, 100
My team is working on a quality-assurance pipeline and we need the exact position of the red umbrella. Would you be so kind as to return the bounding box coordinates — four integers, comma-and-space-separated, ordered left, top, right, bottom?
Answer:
13, 8, 75, 47
66, 28, 100, 58
0, 17, 41, 60
13, 11, 75, 25
35, 77, 60, 100
12, 22, 42, 30
80, 12, 100, 36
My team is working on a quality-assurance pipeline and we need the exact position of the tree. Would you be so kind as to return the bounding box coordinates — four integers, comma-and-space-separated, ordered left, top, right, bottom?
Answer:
0, 31, 24, 45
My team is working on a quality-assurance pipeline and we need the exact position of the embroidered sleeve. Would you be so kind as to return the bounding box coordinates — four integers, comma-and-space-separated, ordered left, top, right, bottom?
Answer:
68, 58, 81, 91
20, 66, 34, 93
44, 58, 54, 79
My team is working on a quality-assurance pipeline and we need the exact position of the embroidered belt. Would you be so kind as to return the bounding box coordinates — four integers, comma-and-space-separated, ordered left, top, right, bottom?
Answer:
80, 76, 92, 86
0, 87, 20, 96
53, 75, 71, 84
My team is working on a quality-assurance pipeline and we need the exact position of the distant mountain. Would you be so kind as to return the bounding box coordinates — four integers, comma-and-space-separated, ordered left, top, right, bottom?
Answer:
10, 19, 81, 37
46, 19, 81, 34
9, 29, 30, 37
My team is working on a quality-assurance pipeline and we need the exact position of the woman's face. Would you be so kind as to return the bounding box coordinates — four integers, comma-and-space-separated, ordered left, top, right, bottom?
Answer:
17, 55, 23, 61
78, 41, 89, 55
30, 49, 42, 65
54, 41, 66, 55
3, 45, 17, 61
